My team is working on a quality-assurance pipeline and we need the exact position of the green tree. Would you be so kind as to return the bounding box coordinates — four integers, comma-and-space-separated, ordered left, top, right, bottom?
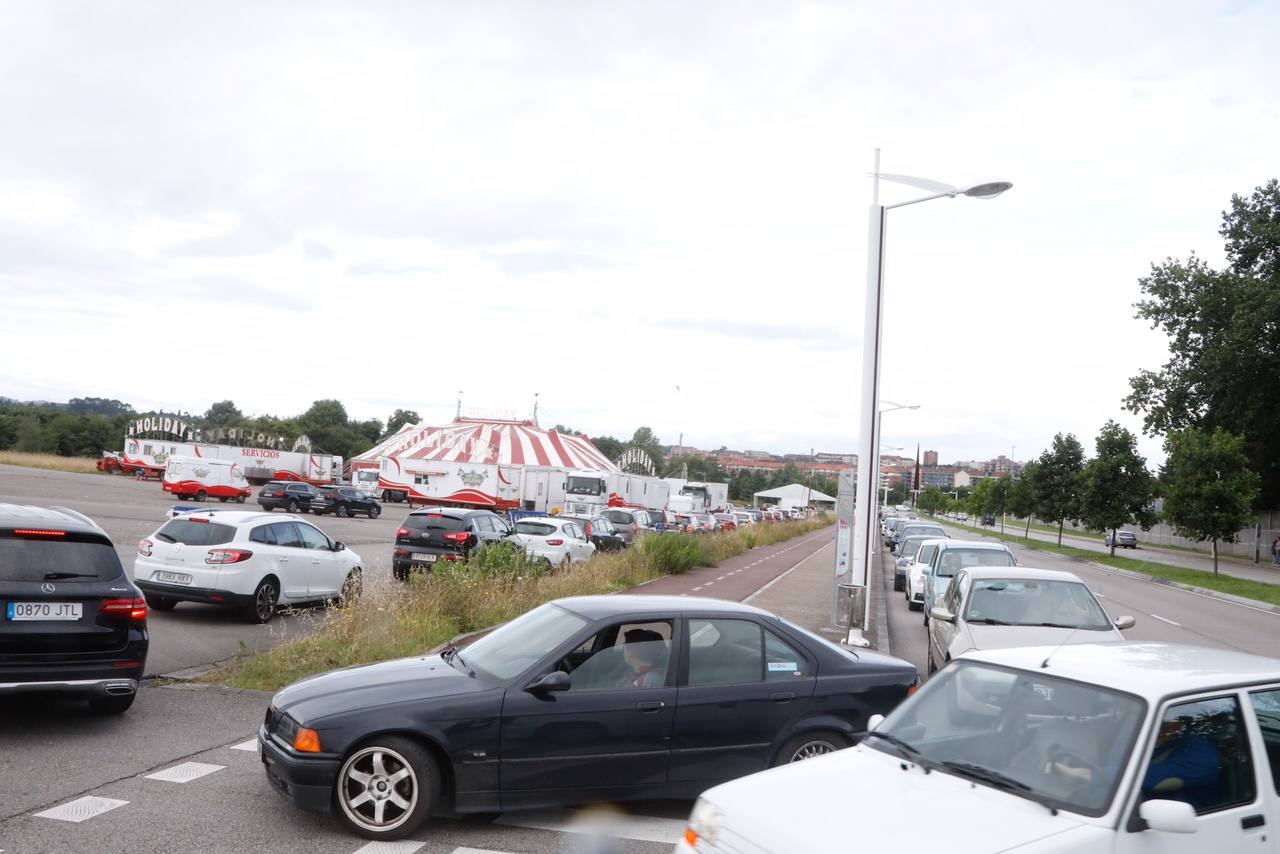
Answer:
966, 478, 995, 523
1030, 433, 1085, 545
628, 427, 665, 472
385, 409, 420, 434
986, 475, 1013, 533
1125, 179, 1280, 508
203, 400, 243, 427
1078, 420, 1159, 556
916, 486, 947, 516
1007, 462, 1039, 539
15, 415, 42, 452
886, 480, 908, 506
1160, 426, 1260, 575
590, 435, 625, 463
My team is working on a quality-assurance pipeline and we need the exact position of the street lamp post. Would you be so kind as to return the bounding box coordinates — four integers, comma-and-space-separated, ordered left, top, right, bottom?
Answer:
846, 151, 1010, 648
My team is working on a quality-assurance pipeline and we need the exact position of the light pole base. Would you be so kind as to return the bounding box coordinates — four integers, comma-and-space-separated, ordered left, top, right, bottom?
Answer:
844, 628, 872, 648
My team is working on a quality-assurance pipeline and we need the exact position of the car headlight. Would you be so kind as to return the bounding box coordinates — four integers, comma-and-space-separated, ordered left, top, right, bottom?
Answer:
684, 797, 724, 848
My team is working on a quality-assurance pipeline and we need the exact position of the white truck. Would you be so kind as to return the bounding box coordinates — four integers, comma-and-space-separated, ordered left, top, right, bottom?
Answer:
161, 456, 251, 502
663, 478, 731, 513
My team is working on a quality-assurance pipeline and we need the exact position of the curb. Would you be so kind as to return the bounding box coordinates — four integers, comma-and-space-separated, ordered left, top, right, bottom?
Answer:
947, 523, 1280, 616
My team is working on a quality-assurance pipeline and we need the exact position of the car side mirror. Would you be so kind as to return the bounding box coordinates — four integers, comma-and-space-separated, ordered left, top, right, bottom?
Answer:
1114, 615, 1136, 630
333, 541, 345, 552
867, 713, 885, 731
526, 671, 570, 694
1138, 799, 1198, 834
930, 607, 956, 624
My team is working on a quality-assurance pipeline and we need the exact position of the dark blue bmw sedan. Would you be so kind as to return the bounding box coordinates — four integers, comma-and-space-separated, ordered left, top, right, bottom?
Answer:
259, 594, 917, 840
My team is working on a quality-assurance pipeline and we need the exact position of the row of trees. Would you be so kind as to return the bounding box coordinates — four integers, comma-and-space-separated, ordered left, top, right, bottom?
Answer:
915, 420, 1258, 574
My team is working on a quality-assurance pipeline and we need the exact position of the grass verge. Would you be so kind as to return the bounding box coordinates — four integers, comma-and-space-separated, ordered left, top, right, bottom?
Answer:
212, 517, 831, 692
0, 451, 101, 474
938, 518, 1280, 607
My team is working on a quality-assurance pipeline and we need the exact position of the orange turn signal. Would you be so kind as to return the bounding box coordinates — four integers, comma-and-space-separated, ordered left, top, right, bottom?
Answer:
684, 828, 699, 846
293, 727, 321, 753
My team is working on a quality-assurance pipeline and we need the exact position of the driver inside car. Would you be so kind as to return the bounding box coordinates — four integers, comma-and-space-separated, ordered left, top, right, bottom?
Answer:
620, 629, 667, 688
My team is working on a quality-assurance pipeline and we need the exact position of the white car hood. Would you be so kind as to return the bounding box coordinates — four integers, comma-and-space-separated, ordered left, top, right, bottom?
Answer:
966, 624, 1120, 651
700, 746, 1099, 854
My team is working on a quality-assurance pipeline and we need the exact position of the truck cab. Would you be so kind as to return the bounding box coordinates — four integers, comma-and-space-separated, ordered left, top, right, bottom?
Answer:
562, 470, 608, 516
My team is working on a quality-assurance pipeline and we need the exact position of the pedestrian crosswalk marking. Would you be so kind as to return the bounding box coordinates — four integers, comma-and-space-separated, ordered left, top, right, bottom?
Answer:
34, 796, 129, 823
230, 738, 258, 751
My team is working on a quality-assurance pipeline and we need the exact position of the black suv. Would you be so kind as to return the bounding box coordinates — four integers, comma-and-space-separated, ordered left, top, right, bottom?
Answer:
559, 514, 627, 552
258, 481, 322, 513
393, 508, 512, 579
310, 486, 382, 519
0, 504, 149, 714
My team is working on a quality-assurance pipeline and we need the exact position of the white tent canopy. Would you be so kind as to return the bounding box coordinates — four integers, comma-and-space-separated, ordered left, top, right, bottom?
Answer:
753, 483, 836, 508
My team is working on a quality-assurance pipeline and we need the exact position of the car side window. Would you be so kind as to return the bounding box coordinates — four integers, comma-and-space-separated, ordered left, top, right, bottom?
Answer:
763, 629, 807, 681
1249, 689, 1280, 795
493, 517, 510, 536
564, 523, 582, 540
249, 525, 276, 545
688, 619, 764, 686
557, 620, 673, 691
270, 522, 303, 548
295, 524, 332, 551
472, 515, 493, 533
918, 544, 938, 566
1141, 696, 1256, 814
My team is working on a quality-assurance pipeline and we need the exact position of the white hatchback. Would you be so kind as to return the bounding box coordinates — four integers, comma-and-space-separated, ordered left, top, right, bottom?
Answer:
134, 511, 363, 623
508, 517, 596, 569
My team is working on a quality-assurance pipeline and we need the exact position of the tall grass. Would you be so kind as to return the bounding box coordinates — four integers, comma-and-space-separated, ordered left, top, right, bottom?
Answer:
0, 452, 101, 474
217, 516, 829, 692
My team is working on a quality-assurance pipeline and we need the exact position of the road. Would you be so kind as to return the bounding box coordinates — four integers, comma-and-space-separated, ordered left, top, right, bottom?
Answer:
0, 463, 414, 676
881, 522, 1280, 680
0, 469, 838, 854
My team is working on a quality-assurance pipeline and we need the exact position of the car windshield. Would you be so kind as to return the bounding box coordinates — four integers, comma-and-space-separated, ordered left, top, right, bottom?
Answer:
936, 548, 1014, 577
460, 602, 589, 681
898, 536, 927, 558
566, 476, 603, 495
355, 470, 378, 483
870, 661, 1146, 816
964, 579, 1113, 629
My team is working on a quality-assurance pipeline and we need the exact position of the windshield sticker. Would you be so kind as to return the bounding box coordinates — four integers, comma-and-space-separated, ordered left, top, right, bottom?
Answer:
768, 661, 798, 672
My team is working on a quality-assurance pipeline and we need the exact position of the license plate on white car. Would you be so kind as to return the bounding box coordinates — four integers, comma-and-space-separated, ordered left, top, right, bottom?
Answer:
7, 601, 82, 621
413, 555, 437, 564
153, 570, 193, 585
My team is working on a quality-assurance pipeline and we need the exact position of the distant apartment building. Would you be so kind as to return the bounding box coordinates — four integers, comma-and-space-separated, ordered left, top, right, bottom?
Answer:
921, 466, 959, 488
986, 455, 1023, 476
923, 449, 939, 466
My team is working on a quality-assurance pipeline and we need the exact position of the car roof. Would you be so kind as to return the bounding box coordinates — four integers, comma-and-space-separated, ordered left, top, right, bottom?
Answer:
161, 510, 292, 527
553, 595, 772, 620
409, 507, 493, 519
966, 642, 1280, 700
0, 503, 106, 536
960, 566, 1081, 582
936, 540, 1011, 551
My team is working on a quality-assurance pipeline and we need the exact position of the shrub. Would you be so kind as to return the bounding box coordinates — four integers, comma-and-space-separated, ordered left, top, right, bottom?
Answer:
638, 533, 702, 574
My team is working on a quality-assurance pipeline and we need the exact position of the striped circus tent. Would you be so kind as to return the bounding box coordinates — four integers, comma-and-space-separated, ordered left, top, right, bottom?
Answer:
385, 418, 620, 472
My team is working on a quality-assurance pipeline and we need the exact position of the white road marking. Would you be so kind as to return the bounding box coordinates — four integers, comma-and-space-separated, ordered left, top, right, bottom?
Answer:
1150, 614, 1181, 626
230, 739, 258, 752
145, 762, 226, 783
451, 848, 520, 854
497, 809, 686, 844
692, 586, 703, 591
34, 796, 129, 823
352, 841, 426, 854
703, 581, 714, 587
716, 575, 727, 580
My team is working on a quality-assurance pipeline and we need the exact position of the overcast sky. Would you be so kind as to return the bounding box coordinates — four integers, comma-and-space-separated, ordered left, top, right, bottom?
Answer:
2, 1, 1276, 464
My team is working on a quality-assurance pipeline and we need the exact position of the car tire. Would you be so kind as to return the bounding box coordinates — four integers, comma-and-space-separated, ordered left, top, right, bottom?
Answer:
927, 649, 937, 676
218, 497, 229, 503
145, 594, 177, 611
196, 490, 207, 502
286, 500, 299, 513
89, 693, 137, 715
392, 564, 408, 582
245, 577, 279, 624
339, 569, 363, 606
559, 555, 571, 572
907, 597, 921, 612
369, 507, 380, 519
235, 495, 246, 504
337, 505, 350, 518
772, 730, 849, 767
335, 736, 437, 840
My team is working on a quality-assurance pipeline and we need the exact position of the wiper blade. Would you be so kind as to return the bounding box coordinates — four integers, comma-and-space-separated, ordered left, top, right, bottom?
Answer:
938, 761, 1033, 792
974, 618, 1011, 625
863, 730, 924, 762
155, 533, 176, 543
43, 572, 96, 580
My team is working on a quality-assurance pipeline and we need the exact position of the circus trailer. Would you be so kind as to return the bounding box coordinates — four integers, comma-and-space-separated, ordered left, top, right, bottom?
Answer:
120, 437, 339, 484
162, 456, 251, 503
605, 472, 671, 512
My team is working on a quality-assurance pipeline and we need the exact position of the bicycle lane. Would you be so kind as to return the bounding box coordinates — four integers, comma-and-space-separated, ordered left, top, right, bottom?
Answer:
622, 527, 834, 603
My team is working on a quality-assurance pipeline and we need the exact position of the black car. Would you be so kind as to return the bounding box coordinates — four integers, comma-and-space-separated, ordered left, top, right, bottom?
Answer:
258, 594, 918, 840
392, 507, 512, 580
310, 486, 382, 519
558, 514, 627, 552
0, 504, 149, 714
258, 481, 322, 513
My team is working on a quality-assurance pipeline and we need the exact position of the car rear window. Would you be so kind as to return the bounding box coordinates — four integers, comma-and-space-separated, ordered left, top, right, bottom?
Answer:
0, 535, 125, 582
154, 519, 236, 546
603, 510, 633, 525
515, 521, 557, 536
404, 513, 463, 532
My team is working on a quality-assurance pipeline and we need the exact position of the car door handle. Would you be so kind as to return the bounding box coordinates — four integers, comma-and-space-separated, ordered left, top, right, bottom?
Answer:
770, 692, 796, 703
1241, 814, 1265, 830
636, 701, 665, 712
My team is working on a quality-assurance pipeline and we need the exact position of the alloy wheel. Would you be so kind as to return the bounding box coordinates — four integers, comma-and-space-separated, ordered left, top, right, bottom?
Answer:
255, 581, 277, 622
338, 747, 418, 833
790, 740, 837, 762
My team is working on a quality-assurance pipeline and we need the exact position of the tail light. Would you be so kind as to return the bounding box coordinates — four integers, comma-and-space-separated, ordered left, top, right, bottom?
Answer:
584, 523, 593, 538
100, 597, 148, 622
396, 527, 410, 537
138, 538, 153, 557
12, 529, 67, 538
206, 549, 254, 564
394, 548, 409, 557
442, 532, 469, 544
546, 538, 564, 546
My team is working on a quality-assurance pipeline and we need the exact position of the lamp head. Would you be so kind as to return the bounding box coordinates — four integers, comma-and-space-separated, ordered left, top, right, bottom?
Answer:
962, 181, 1013, 200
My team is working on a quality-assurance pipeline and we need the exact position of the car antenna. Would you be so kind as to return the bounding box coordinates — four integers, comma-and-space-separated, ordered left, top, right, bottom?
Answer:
1040, 627, 1081, 669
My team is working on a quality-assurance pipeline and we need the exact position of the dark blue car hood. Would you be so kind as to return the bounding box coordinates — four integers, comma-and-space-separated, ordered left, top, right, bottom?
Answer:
272, 654, 491, 723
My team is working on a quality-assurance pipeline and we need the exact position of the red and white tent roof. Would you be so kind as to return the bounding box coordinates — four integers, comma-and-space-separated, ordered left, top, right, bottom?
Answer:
350, 422, 417, 464
384, 418, 619, 472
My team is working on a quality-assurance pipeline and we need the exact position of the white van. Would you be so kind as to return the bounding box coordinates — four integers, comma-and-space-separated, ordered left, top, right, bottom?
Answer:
162, 456, 251, 503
